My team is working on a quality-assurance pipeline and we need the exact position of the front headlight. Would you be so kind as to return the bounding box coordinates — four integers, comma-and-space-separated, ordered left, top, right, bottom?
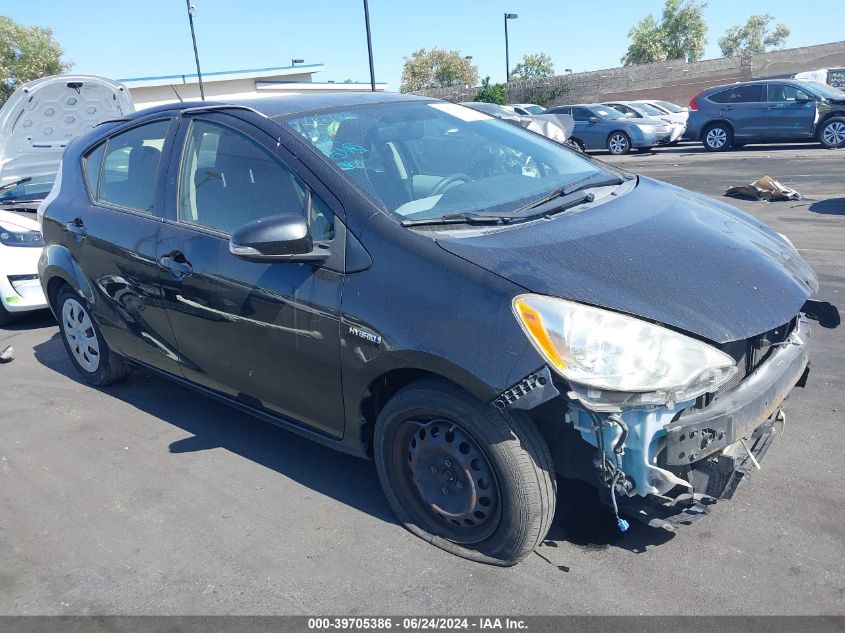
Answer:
512, 294, 737, 407
0, 226, 44, 247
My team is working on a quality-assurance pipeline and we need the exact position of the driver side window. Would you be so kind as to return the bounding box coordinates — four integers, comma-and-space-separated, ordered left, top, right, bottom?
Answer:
178, 120, 334, 239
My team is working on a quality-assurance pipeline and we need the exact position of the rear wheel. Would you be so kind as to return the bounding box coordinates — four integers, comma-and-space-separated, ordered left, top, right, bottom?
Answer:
702, 123, 733, 151
819, 117, 845, 148
374, 378, 556, 566
607, 132, 631, 155
55, 285, 127, 385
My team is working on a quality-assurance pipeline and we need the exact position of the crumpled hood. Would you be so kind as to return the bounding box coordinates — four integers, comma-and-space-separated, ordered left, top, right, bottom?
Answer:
437, 177, 818, 343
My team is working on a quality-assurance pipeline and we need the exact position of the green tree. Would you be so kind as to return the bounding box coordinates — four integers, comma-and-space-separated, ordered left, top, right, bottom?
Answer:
621, 0, 708, 65
400, 48, 478, 93
511, 53, 555, 80
718, 14, 790, 57
0, 15, 71, 104
474, 76, 507, 105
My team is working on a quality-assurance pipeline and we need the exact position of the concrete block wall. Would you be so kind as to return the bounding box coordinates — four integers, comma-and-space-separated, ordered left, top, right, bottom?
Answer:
417, 40, 845, 107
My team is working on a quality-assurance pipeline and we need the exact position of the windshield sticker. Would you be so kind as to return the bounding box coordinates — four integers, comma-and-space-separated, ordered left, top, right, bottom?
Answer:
428, 103, 490, 122
329, 143, 368, 170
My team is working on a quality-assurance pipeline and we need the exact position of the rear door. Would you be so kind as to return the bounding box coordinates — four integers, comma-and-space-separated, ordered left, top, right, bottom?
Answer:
571, 107, 604, 148
65, 118, 182, 374
761, 83, 817, 139
706, 85, 765, 138
156, 112, 346, 437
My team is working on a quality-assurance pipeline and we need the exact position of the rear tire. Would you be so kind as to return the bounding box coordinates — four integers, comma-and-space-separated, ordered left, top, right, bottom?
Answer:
55, 284, 127, 386
819, 117, 845, 149
607, 132, 631, 155
702, 122, 733, 151
373, 378, 556, 566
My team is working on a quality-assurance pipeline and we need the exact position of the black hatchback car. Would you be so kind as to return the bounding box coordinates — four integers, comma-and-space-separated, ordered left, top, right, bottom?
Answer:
39, 93, 821, 565
687, 79, 845, 151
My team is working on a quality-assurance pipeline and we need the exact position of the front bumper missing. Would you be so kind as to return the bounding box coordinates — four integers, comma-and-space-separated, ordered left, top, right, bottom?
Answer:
664, 317, 810, 467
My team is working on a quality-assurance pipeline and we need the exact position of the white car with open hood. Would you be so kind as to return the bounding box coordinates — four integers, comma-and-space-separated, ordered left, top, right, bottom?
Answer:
0, 75, 134, 324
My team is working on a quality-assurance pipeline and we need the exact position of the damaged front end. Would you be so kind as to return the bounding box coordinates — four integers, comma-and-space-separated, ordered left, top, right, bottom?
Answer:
505, 294, 816, 533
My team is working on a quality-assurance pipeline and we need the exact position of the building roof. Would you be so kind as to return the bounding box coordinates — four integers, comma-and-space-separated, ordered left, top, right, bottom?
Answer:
118, 63, 325, 88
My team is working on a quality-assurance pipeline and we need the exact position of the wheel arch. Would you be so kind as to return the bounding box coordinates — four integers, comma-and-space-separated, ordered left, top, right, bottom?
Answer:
703, 119, 735, 134
817, 111, 845, 136
39, 244, 95, 317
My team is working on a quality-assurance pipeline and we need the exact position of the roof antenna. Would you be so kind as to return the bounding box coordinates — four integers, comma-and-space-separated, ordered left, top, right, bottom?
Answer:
185, 1, 206, 100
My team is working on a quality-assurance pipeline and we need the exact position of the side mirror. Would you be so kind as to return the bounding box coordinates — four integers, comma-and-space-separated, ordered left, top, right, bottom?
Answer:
588, 116, 599, 124
229, 213, 328, 263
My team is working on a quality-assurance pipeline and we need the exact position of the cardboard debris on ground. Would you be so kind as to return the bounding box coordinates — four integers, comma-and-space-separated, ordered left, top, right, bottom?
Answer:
0, 346, 14, 363
725, 175, 803, 201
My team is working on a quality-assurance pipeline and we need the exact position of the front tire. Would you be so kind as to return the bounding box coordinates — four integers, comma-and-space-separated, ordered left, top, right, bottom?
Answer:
55, 285, 127, 386
702, 122, 733, 151
819, 117, 845, 149
373, 378, 556, 566
607, 132, 631, 155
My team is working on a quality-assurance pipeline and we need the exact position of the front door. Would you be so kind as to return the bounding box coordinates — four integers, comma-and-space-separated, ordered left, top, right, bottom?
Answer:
156, 113, 345, 437
571, 107, 604, 148
761, 83, 817, 139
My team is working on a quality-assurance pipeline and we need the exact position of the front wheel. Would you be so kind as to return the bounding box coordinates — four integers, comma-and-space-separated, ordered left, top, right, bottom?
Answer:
607, 132, 631, 155
819, 117, 845, 149
55, 284, 127, 386
374, 379, 556, 566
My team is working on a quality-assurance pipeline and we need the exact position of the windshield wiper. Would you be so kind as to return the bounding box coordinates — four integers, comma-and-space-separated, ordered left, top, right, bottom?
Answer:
513, 173, 625, 215
401, 213, 510, 227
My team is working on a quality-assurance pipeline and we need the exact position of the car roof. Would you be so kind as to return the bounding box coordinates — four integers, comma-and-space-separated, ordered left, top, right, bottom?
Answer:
122, 92, 434, 122
699, 78, 813, 94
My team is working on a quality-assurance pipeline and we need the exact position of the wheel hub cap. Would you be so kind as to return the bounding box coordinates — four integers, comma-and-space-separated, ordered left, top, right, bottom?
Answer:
823, 122, 845, 145
62, 298, 100, 372
707, 128, 726, 148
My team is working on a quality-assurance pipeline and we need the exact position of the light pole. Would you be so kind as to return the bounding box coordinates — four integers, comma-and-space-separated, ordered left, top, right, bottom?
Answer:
185, 1, 205, 100
363, 0, 376, 92
504, 13, 518, 83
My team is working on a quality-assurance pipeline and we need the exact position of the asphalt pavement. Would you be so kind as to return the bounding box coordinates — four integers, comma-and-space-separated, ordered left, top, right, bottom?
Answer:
1, 142, 843, 615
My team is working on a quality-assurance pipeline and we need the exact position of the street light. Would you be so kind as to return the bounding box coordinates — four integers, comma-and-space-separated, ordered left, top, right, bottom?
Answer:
363, 0, 376, 92
184, 1, 205, 100
504, 13, 518, 83
291, 58, 304, 66
464, 56, 473, 61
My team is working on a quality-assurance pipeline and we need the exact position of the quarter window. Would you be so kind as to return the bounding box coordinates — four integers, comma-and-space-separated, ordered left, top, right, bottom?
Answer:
178, 120, 334, 239
82, 142, 105, 197
98, 120, 169, 212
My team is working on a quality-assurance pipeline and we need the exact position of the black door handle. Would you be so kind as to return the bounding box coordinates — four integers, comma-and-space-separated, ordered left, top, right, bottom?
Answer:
66, 218, 87, 239
159, 251, 193, 279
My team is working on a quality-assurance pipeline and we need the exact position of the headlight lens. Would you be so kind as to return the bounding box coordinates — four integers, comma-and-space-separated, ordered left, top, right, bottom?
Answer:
512, 294, 736, 406
0, 226, 44, 247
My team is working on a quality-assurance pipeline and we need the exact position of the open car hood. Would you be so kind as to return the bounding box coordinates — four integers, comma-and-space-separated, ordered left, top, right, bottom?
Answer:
436, 177, 818, 344
0, 75, 134, 186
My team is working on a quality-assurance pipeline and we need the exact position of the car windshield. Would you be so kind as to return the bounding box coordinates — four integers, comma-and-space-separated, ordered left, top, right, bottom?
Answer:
282, 101, 603, 222
0, 173, 56, 203
460, 102, 513, 118
653, 100, 683, 113
634, 103, 665, 116
592, 106, 626, 120
801, 81, 845, 100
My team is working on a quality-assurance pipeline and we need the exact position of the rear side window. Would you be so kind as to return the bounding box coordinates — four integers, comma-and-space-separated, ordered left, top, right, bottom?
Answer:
82, 142, 105, 197
708, 85, 763, 103
178, 119, 335, 239
98, 120, 170, 213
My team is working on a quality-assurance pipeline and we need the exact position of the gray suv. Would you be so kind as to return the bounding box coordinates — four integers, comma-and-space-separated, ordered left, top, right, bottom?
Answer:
687, 79, 845, 151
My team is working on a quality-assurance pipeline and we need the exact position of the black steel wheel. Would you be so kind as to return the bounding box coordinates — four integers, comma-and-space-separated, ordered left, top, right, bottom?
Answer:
374, 378, 556, 566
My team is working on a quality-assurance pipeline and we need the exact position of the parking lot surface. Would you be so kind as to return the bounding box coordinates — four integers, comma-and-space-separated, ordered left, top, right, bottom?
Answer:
1, 143, 843, 615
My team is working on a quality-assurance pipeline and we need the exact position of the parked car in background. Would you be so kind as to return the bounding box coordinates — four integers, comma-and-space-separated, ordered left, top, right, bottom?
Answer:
0, 75, 134, 324
38, 93, 820, 565
793, 68, 845, 90
603, 101, 686, 144
686, 79, 845, 151
508, 103, 547, 115
0, 207, 46, 325
460, 102, 576, 148
547, 103, 672, 154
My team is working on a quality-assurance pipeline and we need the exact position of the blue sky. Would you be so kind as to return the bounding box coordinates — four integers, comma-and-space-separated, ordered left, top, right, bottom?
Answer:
5, 0, 844, 89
